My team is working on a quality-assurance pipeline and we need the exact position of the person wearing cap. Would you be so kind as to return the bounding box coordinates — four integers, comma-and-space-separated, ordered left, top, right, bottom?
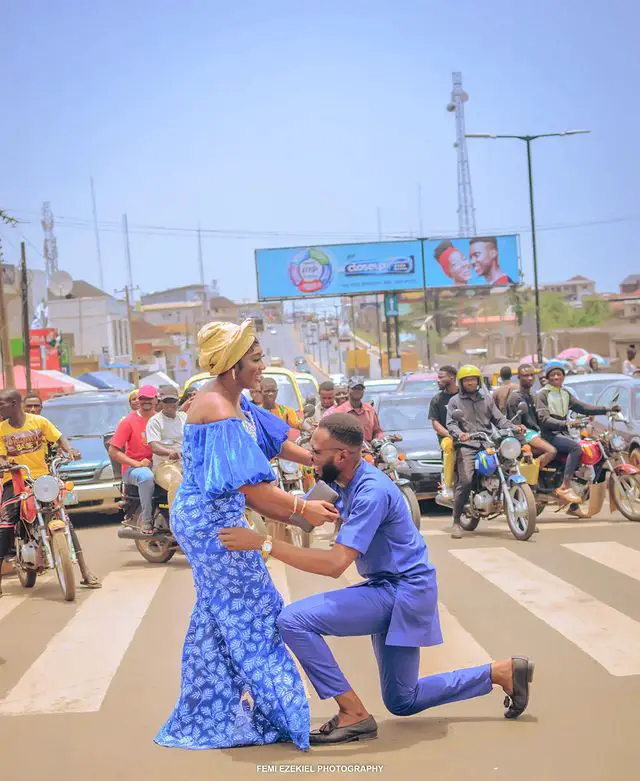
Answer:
446, 366, 523, 539
433, 240, 471, 285
331, 377, 383, 443
146, 386, 187, 508
109, 384, 158, 534
536, 361, 618, 505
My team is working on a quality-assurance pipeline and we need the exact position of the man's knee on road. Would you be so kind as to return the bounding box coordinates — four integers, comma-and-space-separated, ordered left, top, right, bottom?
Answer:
382, 685, 417, 717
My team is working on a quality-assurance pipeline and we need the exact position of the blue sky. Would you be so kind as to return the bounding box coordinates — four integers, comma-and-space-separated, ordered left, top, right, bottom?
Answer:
1, 0, 638, 301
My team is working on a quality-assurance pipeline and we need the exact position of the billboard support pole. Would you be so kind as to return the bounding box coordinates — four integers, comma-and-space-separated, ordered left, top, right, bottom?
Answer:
393, 315, 401, 378
385, 316, 392, 380
376, 293, 383, 375
350, 296, 357, 355
526, 139, 543, 366
421, 240, 432, 369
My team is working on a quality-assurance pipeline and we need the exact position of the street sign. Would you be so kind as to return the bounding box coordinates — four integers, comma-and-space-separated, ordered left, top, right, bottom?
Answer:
384, 293, 399, 318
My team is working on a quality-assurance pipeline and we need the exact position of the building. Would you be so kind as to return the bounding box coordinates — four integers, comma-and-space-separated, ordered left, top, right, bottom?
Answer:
130, 316, 181, 375
141, 283, 209, 307
1, 262, 47, 359
620, 274, 640, 294
48, 280, 132, 377
139, 300, 206, 348
540, 275, 596, 304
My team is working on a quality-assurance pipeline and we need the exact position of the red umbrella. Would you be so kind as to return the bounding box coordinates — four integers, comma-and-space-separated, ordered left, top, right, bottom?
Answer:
557, 347, 588, 361
0, 366, 76, 400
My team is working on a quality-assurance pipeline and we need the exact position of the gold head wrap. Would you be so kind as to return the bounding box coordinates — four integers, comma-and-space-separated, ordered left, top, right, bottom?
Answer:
197, 319, 256, 375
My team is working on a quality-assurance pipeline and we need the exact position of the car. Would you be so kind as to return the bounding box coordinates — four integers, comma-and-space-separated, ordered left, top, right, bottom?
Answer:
590, 378, 640, 465
268, 327, 277, 336
294, 356, 312, 374
183, 366, 306, 413
563, 373, 627, 405
42, 390, 130, 515
376, 392, 441, 500
363, 378, 401, 408
396, 372, 439, 395
295, 372, 319, 403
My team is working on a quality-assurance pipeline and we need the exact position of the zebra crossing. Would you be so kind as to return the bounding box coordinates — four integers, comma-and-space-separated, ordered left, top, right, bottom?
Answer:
0, 531, 639, 718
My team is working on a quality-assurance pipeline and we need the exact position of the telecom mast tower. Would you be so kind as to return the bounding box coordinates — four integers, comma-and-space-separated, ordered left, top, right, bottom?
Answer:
41, 202, 59, 281
446, 72, 477, 237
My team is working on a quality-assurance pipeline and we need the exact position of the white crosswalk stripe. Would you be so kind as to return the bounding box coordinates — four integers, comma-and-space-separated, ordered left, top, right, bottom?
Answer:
562, 541, 640, 582
0, 568, 168, 715
2, 534, 640, 719
452, 546, 640, 676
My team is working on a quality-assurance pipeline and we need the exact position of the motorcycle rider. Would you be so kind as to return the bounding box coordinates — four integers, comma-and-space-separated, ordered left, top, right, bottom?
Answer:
428, 365, 458, 501
493, 366, 517, 413
506, 364, 557, 468
146, 387, 186, 508
0, 388, 100, 595
24, 394, 43, 415
446, 366, 524, 539
535, 361, 619, 505
109, 385, 158, 534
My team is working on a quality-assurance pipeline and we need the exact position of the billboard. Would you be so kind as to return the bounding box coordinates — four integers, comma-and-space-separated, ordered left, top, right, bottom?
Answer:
255, 240, 424, 300
424, 235, 520, 288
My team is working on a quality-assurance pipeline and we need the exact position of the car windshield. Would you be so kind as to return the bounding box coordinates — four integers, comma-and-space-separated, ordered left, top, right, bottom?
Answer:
264, 374, 299, 409
45, 399, 129, 437
404, 379, 438, 393
564, 378, 613, 404
377, 396, 434, 431
297, 378, 316, 401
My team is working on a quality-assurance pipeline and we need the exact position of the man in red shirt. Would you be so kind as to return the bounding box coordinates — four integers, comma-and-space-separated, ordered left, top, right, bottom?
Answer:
331, 377, 383, 444
109, 385, 157, 534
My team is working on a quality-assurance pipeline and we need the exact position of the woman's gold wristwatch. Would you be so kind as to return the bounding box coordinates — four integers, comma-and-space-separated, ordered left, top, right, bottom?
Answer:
261, 535, 273, 561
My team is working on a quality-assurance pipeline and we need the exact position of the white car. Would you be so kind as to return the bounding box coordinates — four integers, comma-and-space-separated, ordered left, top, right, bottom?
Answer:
268, 327, 277, 335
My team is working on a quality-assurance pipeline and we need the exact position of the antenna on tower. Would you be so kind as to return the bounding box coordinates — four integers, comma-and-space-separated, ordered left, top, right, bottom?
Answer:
447, 72, 477, 237
41, 202, 59, 282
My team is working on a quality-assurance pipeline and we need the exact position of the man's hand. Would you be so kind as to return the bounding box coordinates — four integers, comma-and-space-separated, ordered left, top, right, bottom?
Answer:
168, 451, 181, 462
0, 458, 12, 473
610, 405, 622, 414
68, 448, 82, 461
514, 424, 526, 435
304, 500, 339, 527
218, 527, 264, 551
136, 458, 152, 468
459, 432, 471, 442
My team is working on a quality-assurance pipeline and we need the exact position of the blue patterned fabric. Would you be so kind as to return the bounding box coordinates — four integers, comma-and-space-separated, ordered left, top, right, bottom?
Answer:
240, 394, 290, 460
155, 415, 310, 750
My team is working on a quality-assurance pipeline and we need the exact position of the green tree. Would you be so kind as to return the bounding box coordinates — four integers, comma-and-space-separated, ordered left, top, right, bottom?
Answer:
0, 209, 17, 226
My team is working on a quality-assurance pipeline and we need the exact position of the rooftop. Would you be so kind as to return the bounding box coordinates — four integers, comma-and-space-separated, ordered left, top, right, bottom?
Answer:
49, 280, 111, 300
140, 301, 204, 311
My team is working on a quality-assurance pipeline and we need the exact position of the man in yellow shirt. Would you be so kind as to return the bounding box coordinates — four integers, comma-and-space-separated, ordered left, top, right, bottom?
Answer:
0, 389, 100, 595
261, 377, 302, 429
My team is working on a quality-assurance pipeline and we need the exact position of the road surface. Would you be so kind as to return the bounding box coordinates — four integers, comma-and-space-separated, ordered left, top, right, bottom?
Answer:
0, 505, 638, 781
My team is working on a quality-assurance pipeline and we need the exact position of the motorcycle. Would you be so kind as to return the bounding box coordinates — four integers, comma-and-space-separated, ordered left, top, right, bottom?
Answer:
521, 409, 640, 522
1, 456, 79, 601
447, 407, 537, 540
367, 434, 422, 530
116, 480, 180, 564
269, 456, 310, 548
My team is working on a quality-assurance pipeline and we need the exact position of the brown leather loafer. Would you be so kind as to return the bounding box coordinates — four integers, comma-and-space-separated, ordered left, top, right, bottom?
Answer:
310, 715, 378, 745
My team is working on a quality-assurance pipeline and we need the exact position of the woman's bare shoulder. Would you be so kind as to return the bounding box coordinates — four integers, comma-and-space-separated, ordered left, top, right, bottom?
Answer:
187, 390, 238, 425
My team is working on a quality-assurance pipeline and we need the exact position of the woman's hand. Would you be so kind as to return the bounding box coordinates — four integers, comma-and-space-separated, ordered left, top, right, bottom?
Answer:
304, 500, 339, 527
218, 528, 264, 551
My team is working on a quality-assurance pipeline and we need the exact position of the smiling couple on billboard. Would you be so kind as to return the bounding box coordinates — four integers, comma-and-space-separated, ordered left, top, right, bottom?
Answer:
434, 236, 516, 286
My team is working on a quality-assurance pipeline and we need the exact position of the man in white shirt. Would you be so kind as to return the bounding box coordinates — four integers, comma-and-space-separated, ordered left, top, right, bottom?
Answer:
146, 386, 186, 508
623, 345, 638, 377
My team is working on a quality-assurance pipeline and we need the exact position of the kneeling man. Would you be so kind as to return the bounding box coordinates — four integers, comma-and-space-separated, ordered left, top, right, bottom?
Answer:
219, 414, 534, 745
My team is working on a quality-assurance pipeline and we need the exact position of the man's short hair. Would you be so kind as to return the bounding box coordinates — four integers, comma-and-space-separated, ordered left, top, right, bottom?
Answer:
500, 366, 512, 381
518, 363, 534, 375
261, 377, 277, 388
318, 413, 364, 448
24, 393, 42, 403
0, 389, 21, 405
440, 365, 457, 379
470, 236, 498, 248
319, 381, 334, 392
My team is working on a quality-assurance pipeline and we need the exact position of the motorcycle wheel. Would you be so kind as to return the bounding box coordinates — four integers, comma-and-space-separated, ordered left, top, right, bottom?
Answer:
506, 484, 537, 541
609, 472, 640, 521
398, 484, 422, 530
51, 529, 76, 601
135, 511, 177, 564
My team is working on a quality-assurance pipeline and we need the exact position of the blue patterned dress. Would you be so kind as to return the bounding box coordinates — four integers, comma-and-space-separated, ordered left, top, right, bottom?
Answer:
155, 403, 310, 750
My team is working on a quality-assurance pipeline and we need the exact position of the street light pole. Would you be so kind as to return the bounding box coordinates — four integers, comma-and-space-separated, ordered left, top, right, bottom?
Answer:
466, 129, 590, 366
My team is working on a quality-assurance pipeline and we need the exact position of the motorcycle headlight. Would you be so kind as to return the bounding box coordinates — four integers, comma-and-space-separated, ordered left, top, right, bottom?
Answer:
499, 437, 522, 461
98, 463, 114, 480
279, 459, 300, 475
380, 443, 400, 464
33, 475, 61, 503
611, 434, 626, 452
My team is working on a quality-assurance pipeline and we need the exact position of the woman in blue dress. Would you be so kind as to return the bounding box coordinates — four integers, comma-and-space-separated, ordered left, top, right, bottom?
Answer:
155, 320, 338, 751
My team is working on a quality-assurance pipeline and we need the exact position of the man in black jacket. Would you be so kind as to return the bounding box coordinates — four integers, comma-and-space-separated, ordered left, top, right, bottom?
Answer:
506, 365, 557, 468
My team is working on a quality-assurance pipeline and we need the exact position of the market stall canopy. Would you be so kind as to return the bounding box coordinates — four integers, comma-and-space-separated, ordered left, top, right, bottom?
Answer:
76, 371, 134, 391
139, 371, 179, 390
0, 366, 76, 400
37, 370, 96, 393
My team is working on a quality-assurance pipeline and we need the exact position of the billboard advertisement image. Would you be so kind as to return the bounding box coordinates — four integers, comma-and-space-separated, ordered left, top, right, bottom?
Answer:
255, 240, 424, 300
424, 234, 520, 288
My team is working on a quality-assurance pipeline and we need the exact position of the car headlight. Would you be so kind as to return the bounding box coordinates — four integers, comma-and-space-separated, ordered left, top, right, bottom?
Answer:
500, 437, 522, 461
98, 463, 114, 480
611, 434, 626, 452
380, 443, 400, 464
33, 475, 61, 503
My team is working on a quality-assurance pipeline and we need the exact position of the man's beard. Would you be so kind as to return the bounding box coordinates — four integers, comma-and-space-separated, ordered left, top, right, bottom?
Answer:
319, 460, 340, 484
